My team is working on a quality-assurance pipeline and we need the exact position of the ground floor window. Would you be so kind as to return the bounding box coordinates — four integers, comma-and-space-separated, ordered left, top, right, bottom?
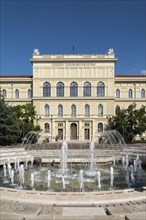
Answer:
84, 128, 90, 140
58, 129, 63, 140
70, 123, 77, 140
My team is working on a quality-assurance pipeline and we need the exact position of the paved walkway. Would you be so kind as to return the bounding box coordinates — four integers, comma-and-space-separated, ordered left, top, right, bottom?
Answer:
0, 187, 146, 220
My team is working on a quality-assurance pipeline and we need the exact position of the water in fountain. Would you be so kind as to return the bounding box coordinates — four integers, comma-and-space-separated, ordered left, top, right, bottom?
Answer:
3, 164, 6, 178
110, 166, 114, 188
130, 165, 135, 182
96, 171, 101, 191
62, 175, 66, 191
30, 173, 34, 189
47, 170, 51, 191
79, 169, 84, 192
10, 170, 15, 186
60, 140, 68, 174
17, 164, 25, 189
85, 141, 97, 177
1, 130, 146, 192
137, 160, 144, 183
22, 131, 39, 145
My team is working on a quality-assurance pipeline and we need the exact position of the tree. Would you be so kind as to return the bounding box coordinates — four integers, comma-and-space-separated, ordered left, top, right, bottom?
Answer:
0, 93, 19, 145
12, 103, 40, 141
110, 104, 146, 143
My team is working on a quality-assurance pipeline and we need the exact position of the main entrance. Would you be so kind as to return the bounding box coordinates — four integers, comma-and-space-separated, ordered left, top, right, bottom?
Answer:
70, 123, 77, 140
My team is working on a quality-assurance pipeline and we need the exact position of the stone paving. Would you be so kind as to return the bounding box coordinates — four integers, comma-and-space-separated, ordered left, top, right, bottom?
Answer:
0, 187, 146, 220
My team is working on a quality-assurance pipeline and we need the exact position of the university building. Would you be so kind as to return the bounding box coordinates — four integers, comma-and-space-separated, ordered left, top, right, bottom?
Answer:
0, 49, 146, 142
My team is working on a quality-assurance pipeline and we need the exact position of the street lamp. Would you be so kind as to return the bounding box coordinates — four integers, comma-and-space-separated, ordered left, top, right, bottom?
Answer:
36, 115, 41, 129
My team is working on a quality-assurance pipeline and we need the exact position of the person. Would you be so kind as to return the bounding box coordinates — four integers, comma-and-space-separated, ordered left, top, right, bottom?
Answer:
50, 160, 55, 167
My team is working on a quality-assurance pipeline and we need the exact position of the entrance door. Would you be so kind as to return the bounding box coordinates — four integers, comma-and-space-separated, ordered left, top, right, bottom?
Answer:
70, 123, 77, 140
58, 129, 63, 140
85, 128, 90, 140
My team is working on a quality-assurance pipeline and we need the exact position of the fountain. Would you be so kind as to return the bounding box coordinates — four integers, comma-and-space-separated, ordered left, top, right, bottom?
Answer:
79, 169, 84, 192
47, 170, 51, 191
30, 173, 34, 189
96, 171, 101, 191
0, 130, 145, 192
60, 140, 68, 175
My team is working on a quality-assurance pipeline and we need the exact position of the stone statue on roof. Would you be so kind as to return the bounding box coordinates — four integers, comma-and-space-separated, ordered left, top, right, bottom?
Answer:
33, 48, 40, 55
107, 48, 114, 55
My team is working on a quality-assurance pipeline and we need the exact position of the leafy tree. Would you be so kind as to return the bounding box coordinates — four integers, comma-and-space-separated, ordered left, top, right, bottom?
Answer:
12, 103, 40, 141
109, 104, 146, 143
0, 93, 19, 145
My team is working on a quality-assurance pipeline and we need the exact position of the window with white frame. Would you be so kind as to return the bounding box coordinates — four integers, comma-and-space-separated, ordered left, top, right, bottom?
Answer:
71, 104, 76, 116
28, 89, 32, 98
97, 81, 105, 97
141, 89, 145, 98
2, 89, 7, 98
85, 104, 90, 116
43, 82, 51, 97
83, 82, 91, 96
44, 123, 50, 133
98, 104, 103, 115
15, 89, 19, 99
44, 104, 50, 116
70, 82, 78, 97
57, 82, 64, 97
98, 123, 103, 132
58, 104, 63, 116
116, 89, 120, 98
128, 89, 133, 98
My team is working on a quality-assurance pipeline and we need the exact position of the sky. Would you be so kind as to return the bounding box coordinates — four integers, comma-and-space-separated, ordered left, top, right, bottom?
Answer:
1, 0, 146, 75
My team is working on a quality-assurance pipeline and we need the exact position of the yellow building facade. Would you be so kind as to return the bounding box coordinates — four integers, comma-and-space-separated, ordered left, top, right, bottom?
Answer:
0, 50, 146, 141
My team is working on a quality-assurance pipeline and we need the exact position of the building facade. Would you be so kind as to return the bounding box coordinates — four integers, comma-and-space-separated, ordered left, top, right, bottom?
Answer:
0, 49, 146, 141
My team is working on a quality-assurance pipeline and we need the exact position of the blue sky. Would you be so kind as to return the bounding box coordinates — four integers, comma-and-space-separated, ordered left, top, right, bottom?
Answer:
1, 0, 146, 75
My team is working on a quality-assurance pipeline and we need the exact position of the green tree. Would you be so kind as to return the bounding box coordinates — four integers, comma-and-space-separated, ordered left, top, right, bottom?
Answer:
0, 93, 19, 145
12, 103, 40, 140
110, 104, 146, 143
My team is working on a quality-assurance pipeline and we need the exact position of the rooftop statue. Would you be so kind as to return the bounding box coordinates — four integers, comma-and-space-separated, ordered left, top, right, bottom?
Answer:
33, 48, 40, 55
107, 48, 114, 54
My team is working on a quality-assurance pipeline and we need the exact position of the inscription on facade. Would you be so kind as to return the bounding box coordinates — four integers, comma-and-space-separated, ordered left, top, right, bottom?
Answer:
52, 63, 96, 67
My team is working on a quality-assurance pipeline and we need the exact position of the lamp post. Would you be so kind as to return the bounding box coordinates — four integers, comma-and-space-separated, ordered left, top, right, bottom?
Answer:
36, 115, 41, 130
122, 125, 125, 140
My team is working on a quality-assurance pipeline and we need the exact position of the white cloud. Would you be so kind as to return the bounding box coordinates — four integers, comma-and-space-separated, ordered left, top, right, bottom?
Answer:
140, 70, 146, 75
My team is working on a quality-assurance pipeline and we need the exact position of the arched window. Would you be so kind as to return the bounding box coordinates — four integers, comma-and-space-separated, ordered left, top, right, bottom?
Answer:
57, 82, 64, 97
85, 104, 90, 116
141, 89, 145, 98
98, 104, 103, 115
97, 82, 105, 97
44, 123, 50, 133
98, 123, 103, 132
70, 82, 78, 97
44, 104, 50, 116
15, 89, 19, 99
2, 89, 7, 98
128, 89, 133, 98
71, 104, 76, 116
83, 82, 91, 96
116, 89, 120, 98
43, 82, 51, 97
115, 105, 120, 113
28, 89, 32, 98
58, 104, 63, 116
141, 105, 145, 109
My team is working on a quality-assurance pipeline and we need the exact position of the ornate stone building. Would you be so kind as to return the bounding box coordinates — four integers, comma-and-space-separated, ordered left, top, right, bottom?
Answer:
0, 49, 146, 141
